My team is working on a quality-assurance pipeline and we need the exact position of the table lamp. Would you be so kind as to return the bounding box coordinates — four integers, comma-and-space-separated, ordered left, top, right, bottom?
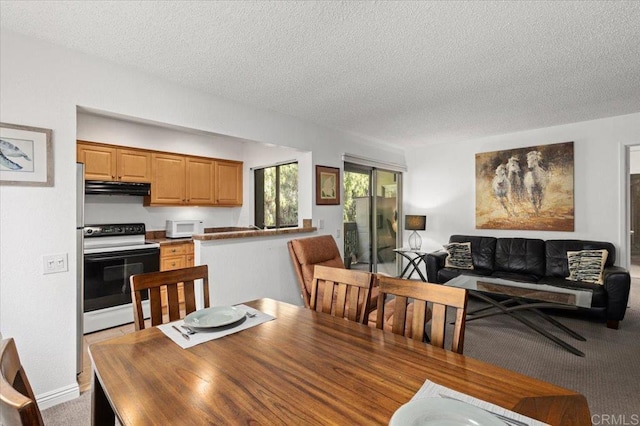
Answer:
405, 215, 426, 250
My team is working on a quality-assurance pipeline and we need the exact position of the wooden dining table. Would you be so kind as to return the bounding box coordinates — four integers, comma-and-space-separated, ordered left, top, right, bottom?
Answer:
89, 298, 591, 425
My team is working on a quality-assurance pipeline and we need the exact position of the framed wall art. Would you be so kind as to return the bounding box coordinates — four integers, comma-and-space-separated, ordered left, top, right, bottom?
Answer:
475, 141, 574, 231
0, 122, 53, 187
316, 165, 340, 205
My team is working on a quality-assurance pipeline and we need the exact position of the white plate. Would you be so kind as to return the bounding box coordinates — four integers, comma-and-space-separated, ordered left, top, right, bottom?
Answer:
390, 398, 504, 426
183, 306, 246, 328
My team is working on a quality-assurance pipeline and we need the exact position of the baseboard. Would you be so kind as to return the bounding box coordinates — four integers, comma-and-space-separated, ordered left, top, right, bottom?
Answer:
37, 382, 80, 410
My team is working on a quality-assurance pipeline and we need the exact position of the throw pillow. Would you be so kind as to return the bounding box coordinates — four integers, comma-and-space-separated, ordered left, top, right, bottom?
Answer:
566, 249, 608, 284
444, 242, 474, 270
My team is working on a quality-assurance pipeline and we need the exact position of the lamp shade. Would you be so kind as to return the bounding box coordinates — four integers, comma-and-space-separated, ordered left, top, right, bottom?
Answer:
404, 215, 426, 231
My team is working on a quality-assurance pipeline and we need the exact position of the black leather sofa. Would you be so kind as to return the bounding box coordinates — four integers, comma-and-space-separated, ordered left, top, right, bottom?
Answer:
426, 235, 631, 329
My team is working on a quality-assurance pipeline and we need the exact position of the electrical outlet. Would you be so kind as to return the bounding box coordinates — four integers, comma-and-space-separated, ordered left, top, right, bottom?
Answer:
336, 229, 341, 238
43, 253, 68, 274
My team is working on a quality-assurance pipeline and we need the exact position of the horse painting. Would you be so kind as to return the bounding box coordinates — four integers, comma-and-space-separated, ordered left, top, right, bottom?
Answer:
476, 142, 573, 231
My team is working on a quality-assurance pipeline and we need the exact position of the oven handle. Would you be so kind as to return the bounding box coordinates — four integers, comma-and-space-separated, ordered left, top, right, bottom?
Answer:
84, 249, 159, 262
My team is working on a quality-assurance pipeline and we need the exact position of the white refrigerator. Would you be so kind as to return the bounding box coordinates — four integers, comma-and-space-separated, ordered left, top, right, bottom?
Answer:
76, 163, 84, 374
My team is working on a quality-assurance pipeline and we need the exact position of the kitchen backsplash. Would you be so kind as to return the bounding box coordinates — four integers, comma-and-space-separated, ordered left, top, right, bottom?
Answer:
84, 194, 241, 229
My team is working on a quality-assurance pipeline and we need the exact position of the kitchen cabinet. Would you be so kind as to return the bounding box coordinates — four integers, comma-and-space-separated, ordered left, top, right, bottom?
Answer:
159, 241, 195, 314
77, 141, 151, 182
187, 157, 216, 205
78, 140, 242, 207
149, 152, 186, 205
149, 154, 216, 206
215, 160, 243, 206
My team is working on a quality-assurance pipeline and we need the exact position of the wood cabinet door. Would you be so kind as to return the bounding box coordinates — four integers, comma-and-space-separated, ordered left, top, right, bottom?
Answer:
186, 157, 215, 205
160, 255, 186, 271
151, 153, 186, 205
215, 160, 243, 205
117, 149, 151, 182
77, 143, 117, 181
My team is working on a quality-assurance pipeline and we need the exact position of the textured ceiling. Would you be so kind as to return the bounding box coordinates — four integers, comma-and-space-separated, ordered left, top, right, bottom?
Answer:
1, 1, 639, 148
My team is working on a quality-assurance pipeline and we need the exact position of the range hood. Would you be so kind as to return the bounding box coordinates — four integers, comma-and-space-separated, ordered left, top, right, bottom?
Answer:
85, 180, 151, 196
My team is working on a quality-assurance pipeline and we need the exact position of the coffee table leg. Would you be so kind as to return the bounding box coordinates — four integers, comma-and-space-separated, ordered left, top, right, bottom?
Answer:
527, 307, 587, 341
466, 291, 585, 357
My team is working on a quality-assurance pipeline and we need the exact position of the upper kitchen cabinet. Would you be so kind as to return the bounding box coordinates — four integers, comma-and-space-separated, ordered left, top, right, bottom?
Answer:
186, 157, 216, 205
147, 154, 243, 206
215, 160, 243, 206
77, 141, 151, 183
149, 152, 187, 205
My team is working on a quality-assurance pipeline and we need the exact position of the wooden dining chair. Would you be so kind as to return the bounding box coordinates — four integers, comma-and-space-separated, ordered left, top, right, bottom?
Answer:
310, 265, 375, 324
1, 338, 44, 426
130, 264, 210, 330
376, 276, 468, 354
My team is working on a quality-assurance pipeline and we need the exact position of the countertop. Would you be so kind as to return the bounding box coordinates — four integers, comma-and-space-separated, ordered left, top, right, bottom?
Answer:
147, 226, 317, 245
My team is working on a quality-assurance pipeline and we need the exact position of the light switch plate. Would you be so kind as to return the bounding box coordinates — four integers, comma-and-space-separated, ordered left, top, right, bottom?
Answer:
43, 253, 68, 274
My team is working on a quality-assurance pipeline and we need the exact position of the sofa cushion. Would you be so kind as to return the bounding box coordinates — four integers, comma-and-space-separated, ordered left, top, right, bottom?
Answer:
567, 249, 608, 284
444, 242, 474, 269
545, 240, 616, 278
491, 270, 540, 283
450, 235, 496, 271
494, 238, 545, 278
438, 267, 493, 283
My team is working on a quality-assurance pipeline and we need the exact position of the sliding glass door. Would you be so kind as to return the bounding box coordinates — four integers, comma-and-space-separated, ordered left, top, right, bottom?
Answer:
343, 163, 401, 275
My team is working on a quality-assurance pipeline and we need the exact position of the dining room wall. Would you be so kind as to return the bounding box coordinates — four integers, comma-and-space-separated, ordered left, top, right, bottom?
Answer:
403, 112, 640, 267
0, 29, 405, 407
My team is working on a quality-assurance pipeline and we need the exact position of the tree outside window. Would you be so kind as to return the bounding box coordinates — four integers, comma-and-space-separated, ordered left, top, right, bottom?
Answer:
255, 162, 298, 228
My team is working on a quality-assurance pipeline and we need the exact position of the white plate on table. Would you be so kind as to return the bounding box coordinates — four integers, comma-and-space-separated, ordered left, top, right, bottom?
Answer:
184, 306, 246, 328
390, 398, 504, 426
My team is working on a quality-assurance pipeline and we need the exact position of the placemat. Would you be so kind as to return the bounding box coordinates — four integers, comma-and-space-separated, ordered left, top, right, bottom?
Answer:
411, 379, 549, 426
158, 304, 275, 349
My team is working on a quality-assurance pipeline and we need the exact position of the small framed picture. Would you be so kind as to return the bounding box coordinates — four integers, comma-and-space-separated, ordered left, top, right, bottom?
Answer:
0, 122, 53, 186
316, 165, 340, 205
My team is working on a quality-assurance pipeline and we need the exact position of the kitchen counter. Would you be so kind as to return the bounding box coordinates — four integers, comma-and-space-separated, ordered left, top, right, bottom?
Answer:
147, 226, 316, 244
194, 226, 316, 241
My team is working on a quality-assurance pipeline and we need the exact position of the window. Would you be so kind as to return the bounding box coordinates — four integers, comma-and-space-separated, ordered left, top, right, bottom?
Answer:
254, 162, 298, 228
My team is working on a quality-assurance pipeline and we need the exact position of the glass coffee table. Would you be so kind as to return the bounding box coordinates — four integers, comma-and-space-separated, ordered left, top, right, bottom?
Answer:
444, 275, 593, 357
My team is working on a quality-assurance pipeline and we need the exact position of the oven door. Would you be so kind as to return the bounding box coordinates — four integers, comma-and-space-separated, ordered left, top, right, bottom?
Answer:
84, 248, 160, 312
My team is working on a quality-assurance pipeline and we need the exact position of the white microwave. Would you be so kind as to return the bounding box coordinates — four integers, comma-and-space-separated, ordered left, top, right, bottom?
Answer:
166, 220, 204, 238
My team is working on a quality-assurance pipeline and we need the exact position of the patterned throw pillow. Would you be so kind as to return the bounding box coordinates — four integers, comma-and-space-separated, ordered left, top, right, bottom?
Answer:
566, 249, 609, 284
444, 242, 474, 270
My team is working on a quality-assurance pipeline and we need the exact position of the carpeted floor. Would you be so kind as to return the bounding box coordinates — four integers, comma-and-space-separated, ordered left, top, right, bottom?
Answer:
43, 281, 640, 425
460, 282, 640, 421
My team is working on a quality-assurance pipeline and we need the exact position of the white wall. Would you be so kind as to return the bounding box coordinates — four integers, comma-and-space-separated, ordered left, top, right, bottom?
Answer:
0, 30, 405, 406
404, 113, 640, 267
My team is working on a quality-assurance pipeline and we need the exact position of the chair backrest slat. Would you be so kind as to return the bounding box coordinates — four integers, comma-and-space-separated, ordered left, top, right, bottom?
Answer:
310, 265, 375, 324
130, 265, 210, 331
376, 276, 468, 354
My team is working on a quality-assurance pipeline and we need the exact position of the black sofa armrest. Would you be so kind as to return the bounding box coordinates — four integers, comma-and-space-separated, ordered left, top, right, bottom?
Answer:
426, 251, 448, 283
602, 266, 631, 328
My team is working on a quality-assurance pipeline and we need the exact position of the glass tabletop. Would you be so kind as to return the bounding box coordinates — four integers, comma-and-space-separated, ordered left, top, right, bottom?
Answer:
445, 275, 593, 308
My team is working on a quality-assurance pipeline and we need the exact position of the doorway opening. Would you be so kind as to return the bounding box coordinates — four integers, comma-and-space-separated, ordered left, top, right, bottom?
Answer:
628, 145, 640, 278
343, 162, 401, 276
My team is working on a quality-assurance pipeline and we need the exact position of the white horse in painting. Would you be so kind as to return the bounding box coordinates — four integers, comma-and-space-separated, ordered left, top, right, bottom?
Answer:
492, 164, 513, 215
524, 151, 548, 214
506, 156, 525, 206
